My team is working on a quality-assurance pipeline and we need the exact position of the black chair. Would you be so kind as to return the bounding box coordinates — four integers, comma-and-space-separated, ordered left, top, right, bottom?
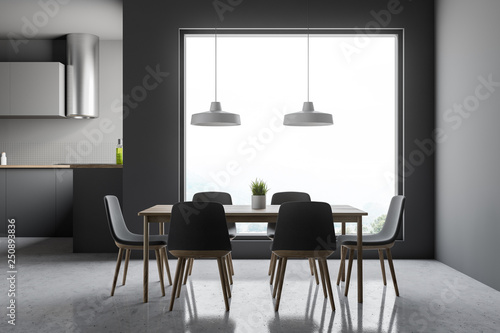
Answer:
104, 195, 172, 297
336, 195, 406, 297
271, 201, 337, 311
168, 202, 232, 311
267, 192, 313, 283
188, 192, 235, 279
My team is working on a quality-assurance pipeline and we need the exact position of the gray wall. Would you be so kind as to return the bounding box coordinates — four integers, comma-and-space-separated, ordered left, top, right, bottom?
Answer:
123, 0, 436, 258
436, 0, 500, 290
0, 40, 123, 165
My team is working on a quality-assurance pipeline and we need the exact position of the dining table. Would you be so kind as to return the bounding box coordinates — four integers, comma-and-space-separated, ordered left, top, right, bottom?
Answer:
138, 204, 368, 303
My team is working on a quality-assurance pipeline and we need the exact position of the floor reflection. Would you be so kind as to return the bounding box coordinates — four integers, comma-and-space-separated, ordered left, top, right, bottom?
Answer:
335, 284, 402, 333
267, 279, 336, 333
9, 242, 497, 333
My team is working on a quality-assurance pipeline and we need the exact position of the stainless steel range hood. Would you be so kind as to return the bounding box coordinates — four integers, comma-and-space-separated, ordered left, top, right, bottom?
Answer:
66, 33, 99, 119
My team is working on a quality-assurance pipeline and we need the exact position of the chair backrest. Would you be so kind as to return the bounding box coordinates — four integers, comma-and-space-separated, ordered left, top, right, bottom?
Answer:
193, 192, 233, 205
271, 191, 311, 205
104, 195, 132, 243
168, 202, 231, 251
272, 201, 336, 251
376, 195, 406, 243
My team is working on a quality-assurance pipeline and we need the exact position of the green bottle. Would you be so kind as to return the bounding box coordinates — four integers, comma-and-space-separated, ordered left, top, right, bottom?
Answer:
116, 139, 123, 165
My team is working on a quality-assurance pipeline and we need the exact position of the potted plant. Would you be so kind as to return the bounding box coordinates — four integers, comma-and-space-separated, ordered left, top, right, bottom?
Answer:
250, 178, 269, 209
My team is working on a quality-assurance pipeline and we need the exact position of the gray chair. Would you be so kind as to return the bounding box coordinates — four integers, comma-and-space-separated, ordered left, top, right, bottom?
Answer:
337, 195, 406, 297
267, 192, 314, 283
104, 195, 172, 297
168, 202, 232, 311
189, 192, 235, 279
271, 201, 337, 311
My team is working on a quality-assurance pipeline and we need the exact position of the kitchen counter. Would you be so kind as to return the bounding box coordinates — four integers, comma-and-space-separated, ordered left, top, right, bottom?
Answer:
0, 164, 122, 168
0, 166, 122, 243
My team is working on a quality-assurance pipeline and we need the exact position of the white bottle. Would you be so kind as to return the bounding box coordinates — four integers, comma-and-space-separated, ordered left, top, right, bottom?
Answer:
1, 152, 6, 165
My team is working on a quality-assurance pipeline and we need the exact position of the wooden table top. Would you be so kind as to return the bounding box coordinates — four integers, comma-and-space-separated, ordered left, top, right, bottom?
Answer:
138, 204, 368, 217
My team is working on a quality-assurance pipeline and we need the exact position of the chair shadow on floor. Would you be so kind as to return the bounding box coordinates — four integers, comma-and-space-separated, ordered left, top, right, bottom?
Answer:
336, 285, 399, 332
268, 279, 336, 332
180, 280, 236, 332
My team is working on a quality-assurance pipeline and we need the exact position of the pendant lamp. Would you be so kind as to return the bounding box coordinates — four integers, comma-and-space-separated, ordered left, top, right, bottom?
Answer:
191, 29, 241, 126
284, 28, 333, 126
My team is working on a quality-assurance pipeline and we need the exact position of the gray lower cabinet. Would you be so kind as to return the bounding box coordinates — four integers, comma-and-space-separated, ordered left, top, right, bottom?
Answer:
55, 169, 73, 237
1, 167, 120, 246
6, 169, 56, 236
3, 169, 73, 237
73, 168, 122, 252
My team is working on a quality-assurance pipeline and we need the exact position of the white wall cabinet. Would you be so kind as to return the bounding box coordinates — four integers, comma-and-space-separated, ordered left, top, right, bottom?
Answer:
0, 62, 65, 118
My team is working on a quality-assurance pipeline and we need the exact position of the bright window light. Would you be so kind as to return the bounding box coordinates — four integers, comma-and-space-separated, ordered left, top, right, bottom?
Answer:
184, 33, 398, 235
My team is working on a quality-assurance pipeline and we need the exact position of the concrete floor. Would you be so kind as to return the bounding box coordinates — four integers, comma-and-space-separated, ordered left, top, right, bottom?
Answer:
0, 238, 498, 333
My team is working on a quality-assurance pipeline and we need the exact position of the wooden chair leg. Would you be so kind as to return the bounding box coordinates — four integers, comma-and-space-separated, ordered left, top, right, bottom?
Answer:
337, 245, 347, 285
275, 257, 288, 311
345, 249, 355, 297
270, 253, 278, 284
225, 255, 233, 285
169, 257, 184, 311
312, 259, 320, 285
378, 249, 387, 286
341, 246, 346, 282
320, 258, 335, 311
221, 256, 232, 298
162, 248, 172, 285
217, 257, 230, 311
386, 248, 399, 296
176, 258, 187, 298
188, 258, 194, 276
308, 258, 314, 275
228, 253, 235, 276
317, 257, 328, 298
155, 249, 166, 296
182, 258, 191, 285
273, 257, 283, 297
111, 248, 124, 296
268, 252, 276, 276
122, 249, 131, 286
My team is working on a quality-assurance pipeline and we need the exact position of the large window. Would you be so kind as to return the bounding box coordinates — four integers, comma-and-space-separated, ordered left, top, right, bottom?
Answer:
182, 30, 402, 235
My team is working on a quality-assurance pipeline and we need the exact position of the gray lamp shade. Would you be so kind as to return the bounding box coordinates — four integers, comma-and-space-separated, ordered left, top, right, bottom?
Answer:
284, 102, 333, 126
191, 102, 241, 126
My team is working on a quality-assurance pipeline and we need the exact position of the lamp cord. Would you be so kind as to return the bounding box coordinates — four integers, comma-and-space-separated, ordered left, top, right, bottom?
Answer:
215, 27, 217, 102
306, 1, 310, 102
307, 27, 309, 102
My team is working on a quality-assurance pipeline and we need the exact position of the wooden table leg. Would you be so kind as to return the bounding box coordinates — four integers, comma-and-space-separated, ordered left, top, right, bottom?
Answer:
357, 216, 363, 303
341, 222, 346, 282
143, 217, 149, 303
159, 223, 164, 280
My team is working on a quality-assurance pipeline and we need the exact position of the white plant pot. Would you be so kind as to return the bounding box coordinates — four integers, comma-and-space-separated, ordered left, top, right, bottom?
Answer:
252, 195, 266, 209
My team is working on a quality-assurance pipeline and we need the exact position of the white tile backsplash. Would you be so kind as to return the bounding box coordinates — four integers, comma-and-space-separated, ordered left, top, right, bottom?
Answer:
0, 142, 117, 165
